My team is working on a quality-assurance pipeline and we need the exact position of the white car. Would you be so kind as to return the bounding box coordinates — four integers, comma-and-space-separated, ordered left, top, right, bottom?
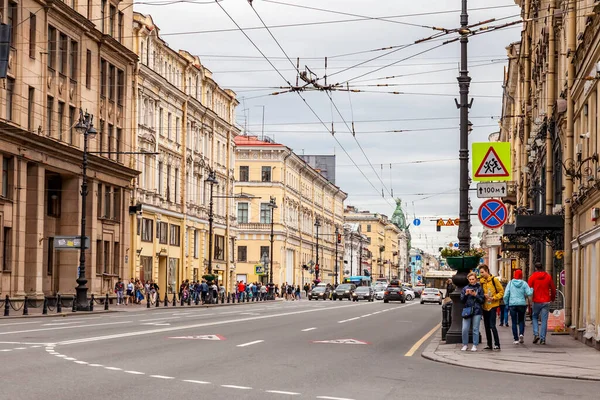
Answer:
374, 285, 387, 300
402, 287, 415, 301
420, 288, 443, 305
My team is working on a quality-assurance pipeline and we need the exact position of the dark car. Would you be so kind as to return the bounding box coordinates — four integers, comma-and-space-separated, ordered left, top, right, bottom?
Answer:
352, 286, 374, 302
334, 283, 356, 300
383, 285, 406, 303
308, 286, 331, 300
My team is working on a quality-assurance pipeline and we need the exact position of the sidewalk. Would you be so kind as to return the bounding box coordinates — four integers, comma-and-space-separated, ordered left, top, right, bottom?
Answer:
422, 321, 600, 381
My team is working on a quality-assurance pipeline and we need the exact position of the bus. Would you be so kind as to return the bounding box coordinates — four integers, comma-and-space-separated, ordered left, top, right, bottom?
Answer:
343, 276, 372, 287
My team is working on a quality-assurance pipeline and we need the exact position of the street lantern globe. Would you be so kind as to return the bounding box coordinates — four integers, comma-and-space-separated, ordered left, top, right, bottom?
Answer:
205, 171, 218, 185
314, 219, 321, 228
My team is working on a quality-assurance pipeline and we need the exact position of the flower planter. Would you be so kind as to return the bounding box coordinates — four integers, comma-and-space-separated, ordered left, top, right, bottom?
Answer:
446, 256, 480, 272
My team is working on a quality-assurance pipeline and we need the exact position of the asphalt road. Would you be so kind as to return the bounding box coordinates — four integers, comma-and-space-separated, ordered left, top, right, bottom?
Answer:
1, 299, 598, 400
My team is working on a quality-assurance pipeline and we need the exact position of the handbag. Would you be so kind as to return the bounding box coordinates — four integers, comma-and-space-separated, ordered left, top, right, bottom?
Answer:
462, 306, 475, 319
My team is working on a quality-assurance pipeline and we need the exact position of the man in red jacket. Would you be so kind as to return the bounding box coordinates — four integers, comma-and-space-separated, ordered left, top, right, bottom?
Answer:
527, 262, 557, 345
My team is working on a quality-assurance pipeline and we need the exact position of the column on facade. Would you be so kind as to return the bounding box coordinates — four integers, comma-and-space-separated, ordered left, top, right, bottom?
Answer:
57, 177, 82, 294
24, 163, 45, 296
12, 158, 28, 296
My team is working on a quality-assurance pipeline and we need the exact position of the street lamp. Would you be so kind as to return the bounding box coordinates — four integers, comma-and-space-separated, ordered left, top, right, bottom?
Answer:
314, 218, 321, 282
268, 196, 277, 283
335, 226, 339, 286
74, 110, 97, 311
205, 170, 218, 275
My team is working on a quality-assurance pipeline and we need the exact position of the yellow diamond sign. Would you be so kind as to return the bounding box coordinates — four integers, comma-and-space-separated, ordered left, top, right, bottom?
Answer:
472, 142, 511, 182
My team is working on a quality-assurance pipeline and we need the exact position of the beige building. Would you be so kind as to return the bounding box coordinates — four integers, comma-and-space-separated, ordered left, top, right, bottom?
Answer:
344, 206, 401, 280
499, 0, 600, 349
0, 0, 137, 297
234, 135, 346, 286
131, 13, 240, 294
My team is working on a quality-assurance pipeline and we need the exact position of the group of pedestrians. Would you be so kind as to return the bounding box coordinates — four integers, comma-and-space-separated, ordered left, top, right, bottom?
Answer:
115, 278, 157, 305
460, 262, 556, 351
235, 281, 270, 301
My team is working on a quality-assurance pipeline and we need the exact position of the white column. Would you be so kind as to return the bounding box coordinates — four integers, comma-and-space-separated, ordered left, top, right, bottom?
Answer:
489, 246, 499, 276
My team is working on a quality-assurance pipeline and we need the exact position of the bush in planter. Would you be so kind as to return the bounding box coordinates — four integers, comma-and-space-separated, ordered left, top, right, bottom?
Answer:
202, 274, 217, 282
441, 248, 486, 272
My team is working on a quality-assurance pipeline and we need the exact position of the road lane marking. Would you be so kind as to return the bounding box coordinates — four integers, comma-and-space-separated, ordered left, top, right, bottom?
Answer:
0, 321, 40, 327
317, 396, 355, 400
125, 371, 145, 375
150, 375, 174, 379
265, 390, 300, 395
301, 327, 317, 332
221, 385, 252, 390
0, 321, 130, 336
13, 347, 26, 350
0, 349, 11, 352
404, 322, 441, 357
88, 364, 103, 367
236, 340, 263, 347
74, 361, 88, 365
56, 302, 376, 346
105, 367, 122, 371
139, 317, 180, 322
183, 380, 211, 384
337, 317, 360, 323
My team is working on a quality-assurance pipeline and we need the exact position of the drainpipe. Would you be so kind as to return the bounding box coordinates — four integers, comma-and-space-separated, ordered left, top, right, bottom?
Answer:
564, 0, 576, 327
545, 1, 556, 275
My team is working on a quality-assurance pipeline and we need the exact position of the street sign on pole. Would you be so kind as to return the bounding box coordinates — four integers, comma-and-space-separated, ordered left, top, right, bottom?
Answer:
476, 182, 507, 198
413, 218, 421, 226
472, 142, 511, 181
560, 270, 566, 287
478, 199, 508, 229
55, 236, 90, 250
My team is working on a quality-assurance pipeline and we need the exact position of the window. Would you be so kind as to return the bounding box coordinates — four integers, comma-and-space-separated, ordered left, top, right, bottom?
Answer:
239, 166, 249, 182
8, 1, 16, 47
237, 202, 249, 223
99, 119, 105, 153
3, 227, 12, 271
193, 230, 199, 258
47, 238, 54, 276
158, 161, 164, 195
107, 124, 114, 155
260, 203, 271, 224
237, 246, 247, 262
103, 241, 110, 274
167, 112, 172, 140
57, 102, 64, 141
112, 188, 121, 221
118, 12, 124, 42
175, 117, 180, 142
70, 40, 78, 81
166, 165, 171, 201
104, 185, 111, 218
47, 26, 56, 70
29, 13, 36, 58
109, 5, 116, 37
2, 157, 12, 198
117, 69, 124, 105
214, 235, 224, 260
141, 256, 153, 282
108, 65, 115, 100
85, 50, 91, 88
97, 185, 102, 219
141, 218, 153, 242
46, 96, 54, 136
157, 222, 168, 244
261, 166, 271, 182
58, 33, 68, 75
69, 106, 76, 145
100, 59, 106, 97
46, 175, 61, 217
100, 0, 106, 33
169, 224, 180, 246
174, 168, 179, 203
113, 242, 120, 276
260, 246, 270, 261
5, 78, 14, 121
87, 0, 92, 19
116, 128, 122, 162
366, 224, 371, 232
158, 108, 163, 136
27, 87, 35, 131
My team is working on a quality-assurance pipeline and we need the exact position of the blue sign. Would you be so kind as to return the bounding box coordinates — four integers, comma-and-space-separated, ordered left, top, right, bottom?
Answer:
453, 242, 459, 248
417, 275, 422, 281
415, 255, 421, 261
413, 218, 421, 226
478, 199, 507, 229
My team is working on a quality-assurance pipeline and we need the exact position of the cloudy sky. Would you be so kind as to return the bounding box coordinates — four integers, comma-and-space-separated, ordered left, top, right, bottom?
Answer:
135, 0, 521, 253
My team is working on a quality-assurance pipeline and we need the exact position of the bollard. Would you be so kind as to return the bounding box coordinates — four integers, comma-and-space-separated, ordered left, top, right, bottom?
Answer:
238, 294, 241, 303
195, 293, 200, 306
441, 301, 452, 341
43, 297, 48, 315
172, 293, 177, 307
90, 294, 94, 312
147, 293, 151, 308
164, 293, 168, 307
187, 294, 191, 306
180, 294, 184, 307
57, 294, 62, 313
221, 293, 224, 304
4, 295, 9, 316
72, 296, 77, 312
227, 293, 230, 303
23, 296, 29, 316
104, 293, 109, 311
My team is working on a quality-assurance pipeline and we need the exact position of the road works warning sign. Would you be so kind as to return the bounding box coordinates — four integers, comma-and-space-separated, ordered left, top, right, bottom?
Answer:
472, 142, 511, 182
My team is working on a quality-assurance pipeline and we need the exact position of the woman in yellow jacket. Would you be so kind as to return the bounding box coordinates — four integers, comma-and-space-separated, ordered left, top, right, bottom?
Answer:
479, 264, 504, 350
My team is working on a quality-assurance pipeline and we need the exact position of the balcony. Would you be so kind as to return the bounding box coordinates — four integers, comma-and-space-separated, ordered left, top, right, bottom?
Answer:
238, 222, 270, 230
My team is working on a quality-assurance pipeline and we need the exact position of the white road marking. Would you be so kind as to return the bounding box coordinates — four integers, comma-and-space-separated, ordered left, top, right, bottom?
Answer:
88, 364, 103, 367
301, 327, 317, 332
43, 322, 82, 326
221, 385, 252, 390
30, 345, 41, 348
265, 390, 300, 395
13, 347, 26, 350
125, 371, 145, 375
74, 361, 88, 365
0, 321, 129, 336
236, 340, 264, 347
337, 317, 360, 323
141, 323, 171, 326
56, 303, 373, 346
55, 355, 67, 358
51, 317, 101, 322
0, 349, 11, 352
0, 341, 54, 345
317, 396, 356, 400
150, 375, 174, 379
182, 380, 211, 385
64, 357, 77, 361
105, 367, 122, 371
139, 317, 180, 322
0, 321, 39, 327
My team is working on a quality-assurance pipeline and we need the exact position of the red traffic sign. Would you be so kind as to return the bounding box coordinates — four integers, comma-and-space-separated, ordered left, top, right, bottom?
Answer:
478, 199, 507, 229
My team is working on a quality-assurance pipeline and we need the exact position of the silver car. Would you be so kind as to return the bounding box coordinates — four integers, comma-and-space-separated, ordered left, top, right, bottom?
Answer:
420, 288, 443, 305
374, 284, 387, 300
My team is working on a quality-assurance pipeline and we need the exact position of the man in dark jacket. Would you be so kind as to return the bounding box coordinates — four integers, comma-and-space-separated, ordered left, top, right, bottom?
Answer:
446, 278, 456, 297
527, 262, 557, 345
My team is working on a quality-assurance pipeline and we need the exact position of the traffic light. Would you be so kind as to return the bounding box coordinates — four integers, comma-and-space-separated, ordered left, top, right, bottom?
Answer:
315, 264, 319, 272
337, 233, 342, 244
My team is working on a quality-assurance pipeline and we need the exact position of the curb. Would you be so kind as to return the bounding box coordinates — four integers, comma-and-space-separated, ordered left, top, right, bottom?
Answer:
0, 299, 280, 320
421, 335, 600, 382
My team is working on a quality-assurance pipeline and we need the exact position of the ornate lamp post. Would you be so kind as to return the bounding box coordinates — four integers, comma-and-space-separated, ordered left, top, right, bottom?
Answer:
268, 196, 277, 283
205, 170, 218, 275
314, 218, 321, 282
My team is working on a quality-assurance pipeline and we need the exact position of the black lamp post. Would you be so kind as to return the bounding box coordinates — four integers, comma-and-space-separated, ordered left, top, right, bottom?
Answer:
74, 110, 97, 311
314, 218, 321, 282
335, 226, 339, 286
268, 196, 277, 283
205, 170, 218, 275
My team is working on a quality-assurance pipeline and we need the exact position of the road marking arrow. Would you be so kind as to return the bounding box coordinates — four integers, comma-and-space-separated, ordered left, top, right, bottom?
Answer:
312, 339, 370, 345
168, 335, 225, 340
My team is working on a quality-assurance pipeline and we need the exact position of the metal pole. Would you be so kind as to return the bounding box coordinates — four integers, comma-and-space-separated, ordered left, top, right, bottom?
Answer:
208, 172, 215, 275
335, 227, 339, 286
457, 0, 471, 252
350, 235, 353, 277
269, 197, 275, 284
315, 220, 320, 282
75, 113, 91, 311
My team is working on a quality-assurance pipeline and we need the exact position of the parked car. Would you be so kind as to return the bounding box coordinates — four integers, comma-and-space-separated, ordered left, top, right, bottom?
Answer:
352, 286, 374, 302
308, 286, 331, 300
334, 283, 356, 300
383, 286, 406, 303
420, 288, 443, 305
402, 286, 415, 301
374, 285, 387, 300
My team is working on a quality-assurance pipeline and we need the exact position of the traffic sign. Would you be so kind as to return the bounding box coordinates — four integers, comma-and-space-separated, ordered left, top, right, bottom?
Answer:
417, 275, 422, 281
415, 255, 421, 261
445, 219, 453, 226
453, 242, 459, 248
254, 265, 265, 275
478, 199, 508, 229
437, 218, 444, 227
55, 236, 90, 250
454, 218, 460, 225
413, 218, 421, 226
560, 270, 566, 287
476, 182, 507, 198
472, 142, 511, 181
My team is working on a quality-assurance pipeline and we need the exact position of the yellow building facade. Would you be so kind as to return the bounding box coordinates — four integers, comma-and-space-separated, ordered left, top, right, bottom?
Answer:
234, 136, 346, 286
130, 13, 240, 294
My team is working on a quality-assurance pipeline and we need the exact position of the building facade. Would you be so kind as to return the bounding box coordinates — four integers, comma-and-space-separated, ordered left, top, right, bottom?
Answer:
0, 0, 137, 297
342, 223, 370, 278
131, 13, 240, 293
234, 135, 346, 286
499, 0, 600, 348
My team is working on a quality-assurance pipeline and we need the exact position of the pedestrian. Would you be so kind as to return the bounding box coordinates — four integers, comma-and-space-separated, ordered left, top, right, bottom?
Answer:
479, 264, 504, 350
503, 269, 533, 344
286, 284, 294, 300
445, 278, 455, 297
460, 272, 484, 352
260, 284, 267, 300
126, 279, 134, 305
528, 262, 556, 345
115, 278, 125, 305
295, 285, 301, 300
237, 281, 246, 302
201, 280, 209, 304
304, 283, 310, 298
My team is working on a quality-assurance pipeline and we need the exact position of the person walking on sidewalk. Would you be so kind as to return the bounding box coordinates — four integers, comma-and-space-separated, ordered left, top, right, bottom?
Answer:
528, 262, 557, 345
479, 264, 504, 350
460, 272, 484, 352
503, 269, 533, 344
115, 278, 125, 305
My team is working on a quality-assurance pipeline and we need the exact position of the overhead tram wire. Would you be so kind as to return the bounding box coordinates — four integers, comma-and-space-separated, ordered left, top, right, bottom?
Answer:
215, 0, 391, 206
